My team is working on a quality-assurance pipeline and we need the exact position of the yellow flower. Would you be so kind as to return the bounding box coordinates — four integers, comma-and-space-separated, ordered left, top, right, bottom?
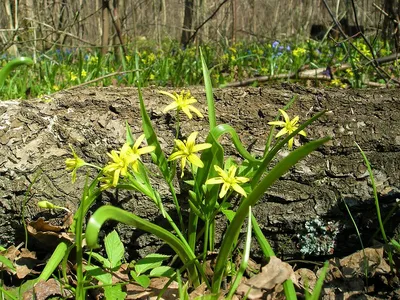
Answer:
149, 74, 155, 80
89, 56, 99, 64
69, 72, 77, 81
293, 47, 307, 57
125, 55, 131, 62
268, 109, 306, 149
331, 78, 342, 87
65, 145, 86, 183
81, 69, 87, 78
102, 137, 155, 187
206, 165, 250, 198
103, 143, 133, 187
53, 85, 60, 91
159, 90, 204, 119
168, 132, 212, 178
129, 134, 156, 173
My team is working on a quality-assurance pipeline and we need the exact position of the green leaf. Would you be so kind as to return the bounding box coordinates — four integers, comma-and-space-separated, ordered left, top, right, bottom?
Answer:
85, 265, 112, 284
0, 255, 15, 271
131, 271, 151, 288
212, 136, 331, 293
200, 48, 216, 130
149, 266, 175, 277
103, 284, 127, 300
105, 230, 125, 268
0, 57, 34, 89
87, 252, 110, 269
135, 253, 170, 275
221, 208, 235, 223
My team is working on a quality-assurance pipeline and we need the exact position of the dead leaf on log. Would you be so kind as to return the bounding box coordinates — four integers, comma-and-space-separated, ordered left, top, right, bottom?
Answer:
27, 215, 75, 246
22, 278, 73, 300
125, 277, 178, 300
236, 256, 297, 299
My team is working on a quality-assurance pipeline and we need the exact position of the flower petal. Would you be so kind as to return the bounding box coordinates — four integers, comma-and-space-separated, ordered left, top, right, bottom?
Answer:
182, 106, 193, 119
137, 145, 156, 155
192, 143, 212, 152
232, 183, 248, 197
205, 177, 224, 185
188, 106, 204, 118
299, 130, 307, 136
168, 151, 184, 161
158, 90, 177, 100
187, 154, 204, 168
268, 121, 286, 126
275, 128, 288, 138
219, 183, 230, 198
288, 137, 294, 149
186, 132, 199, 149
279, 109, 290, 123
163, 102, 179, 113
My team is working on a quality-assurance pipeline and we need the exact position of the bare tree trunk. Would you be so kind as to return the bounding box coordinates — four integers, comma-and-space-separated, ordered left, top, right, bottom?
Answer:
101, 0, 110, 55
4, 0, 19, 56
231, 0, 236, 43
181, 0, 194, 46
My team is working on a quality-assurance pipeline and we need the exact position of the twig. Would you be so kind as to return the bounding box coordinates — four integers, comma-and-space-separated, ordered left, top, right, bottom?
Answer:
58, 69, 139, 92
184, 0, 230, 47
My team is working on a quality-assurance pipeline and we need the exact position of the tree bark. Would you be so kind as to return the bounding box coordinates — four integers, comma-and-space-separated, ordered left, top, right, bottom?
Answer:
181, 0, 194, 46
1, 84, 399, 260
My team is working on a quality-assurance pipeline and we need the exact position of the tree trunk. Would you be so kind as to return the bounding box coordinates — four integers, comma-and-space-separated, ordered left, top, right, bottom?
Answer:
181, 0, 194, 46
1, 84, 399, 260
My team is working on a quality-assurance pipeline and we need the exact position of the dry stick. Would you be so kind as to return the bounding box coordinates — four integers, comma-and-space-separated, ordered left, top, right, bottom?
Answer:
106, 3, 127, 58
184, 0, 230, 47
321, 0, 400, 86
26, 18, 97, 46
56, 69, 139, 92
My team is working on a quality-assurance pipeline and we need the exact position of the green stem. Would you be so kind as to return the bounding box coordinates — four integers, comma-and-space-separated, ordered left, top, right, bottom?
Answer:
85, 205, 201, 287
0, 57, 34, 88
211, 137, 330, 293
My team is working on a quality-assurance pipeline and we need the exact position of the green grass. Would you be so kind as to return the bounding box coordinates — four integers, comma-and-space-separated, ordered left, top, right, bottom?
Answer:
0, 37, 397, 100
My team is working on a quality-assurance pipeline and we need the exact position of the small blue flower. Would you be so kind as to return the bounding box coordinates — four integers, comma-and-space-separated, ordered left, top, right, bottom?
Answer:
272, 41, 280, 49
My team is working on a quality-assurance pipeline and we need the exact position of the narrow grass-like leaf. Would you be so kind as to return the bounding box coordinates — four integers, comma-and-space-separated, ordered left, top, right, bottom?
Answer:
306, 261, 328, 300
38, 241, 70, 281
0, 57, 34, 88
85, 205, 200, 286
251, 213, 275, 258
226, 207, 252, 300
283, 279, 297, 300
200, 48, 216, 130
212, 136, 330, 293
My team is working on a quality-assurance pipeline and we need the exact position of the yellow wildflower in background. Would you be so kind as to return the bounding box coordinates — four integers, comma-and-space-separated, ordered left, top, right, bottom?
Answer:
293, 47, 307, 57
159, 90, 204, 119
65, 145, 86, 183
268, 109, 306, 150
81, 69, 87, 78
168, 132, 212, 178
206, 165, 250, 198
69, 72, 77, 81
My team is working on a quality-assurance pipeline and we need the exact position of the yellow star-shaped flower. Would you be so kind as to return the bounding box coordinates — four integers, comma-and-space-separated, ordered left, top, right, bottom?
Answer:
159, 90, 204, 119
268, 109, 306, 149
206, 165, 250, 198
168, 132, 212, 178
102, 135, 155, 187
65, 144, 86, 183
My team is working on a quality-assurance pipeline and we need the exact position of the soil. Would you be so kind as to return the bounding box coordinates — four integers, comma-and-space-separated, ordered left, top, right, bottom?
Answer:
1, 83, 400, 298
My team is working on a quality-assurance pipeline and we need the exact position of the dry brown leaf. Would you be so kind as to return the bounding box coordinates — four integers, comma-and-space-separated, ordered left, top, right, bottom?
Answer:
236, 256, 296, 299
125, 277, 178, 300
339, 247, 390, 278
295, 268, 317, 292
22, 278, 72, 300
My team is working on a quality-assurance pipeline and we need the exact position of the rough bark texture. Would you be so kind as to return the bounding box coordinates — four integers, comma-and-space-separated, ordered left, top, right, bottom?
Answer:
1, 84, 399, 261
